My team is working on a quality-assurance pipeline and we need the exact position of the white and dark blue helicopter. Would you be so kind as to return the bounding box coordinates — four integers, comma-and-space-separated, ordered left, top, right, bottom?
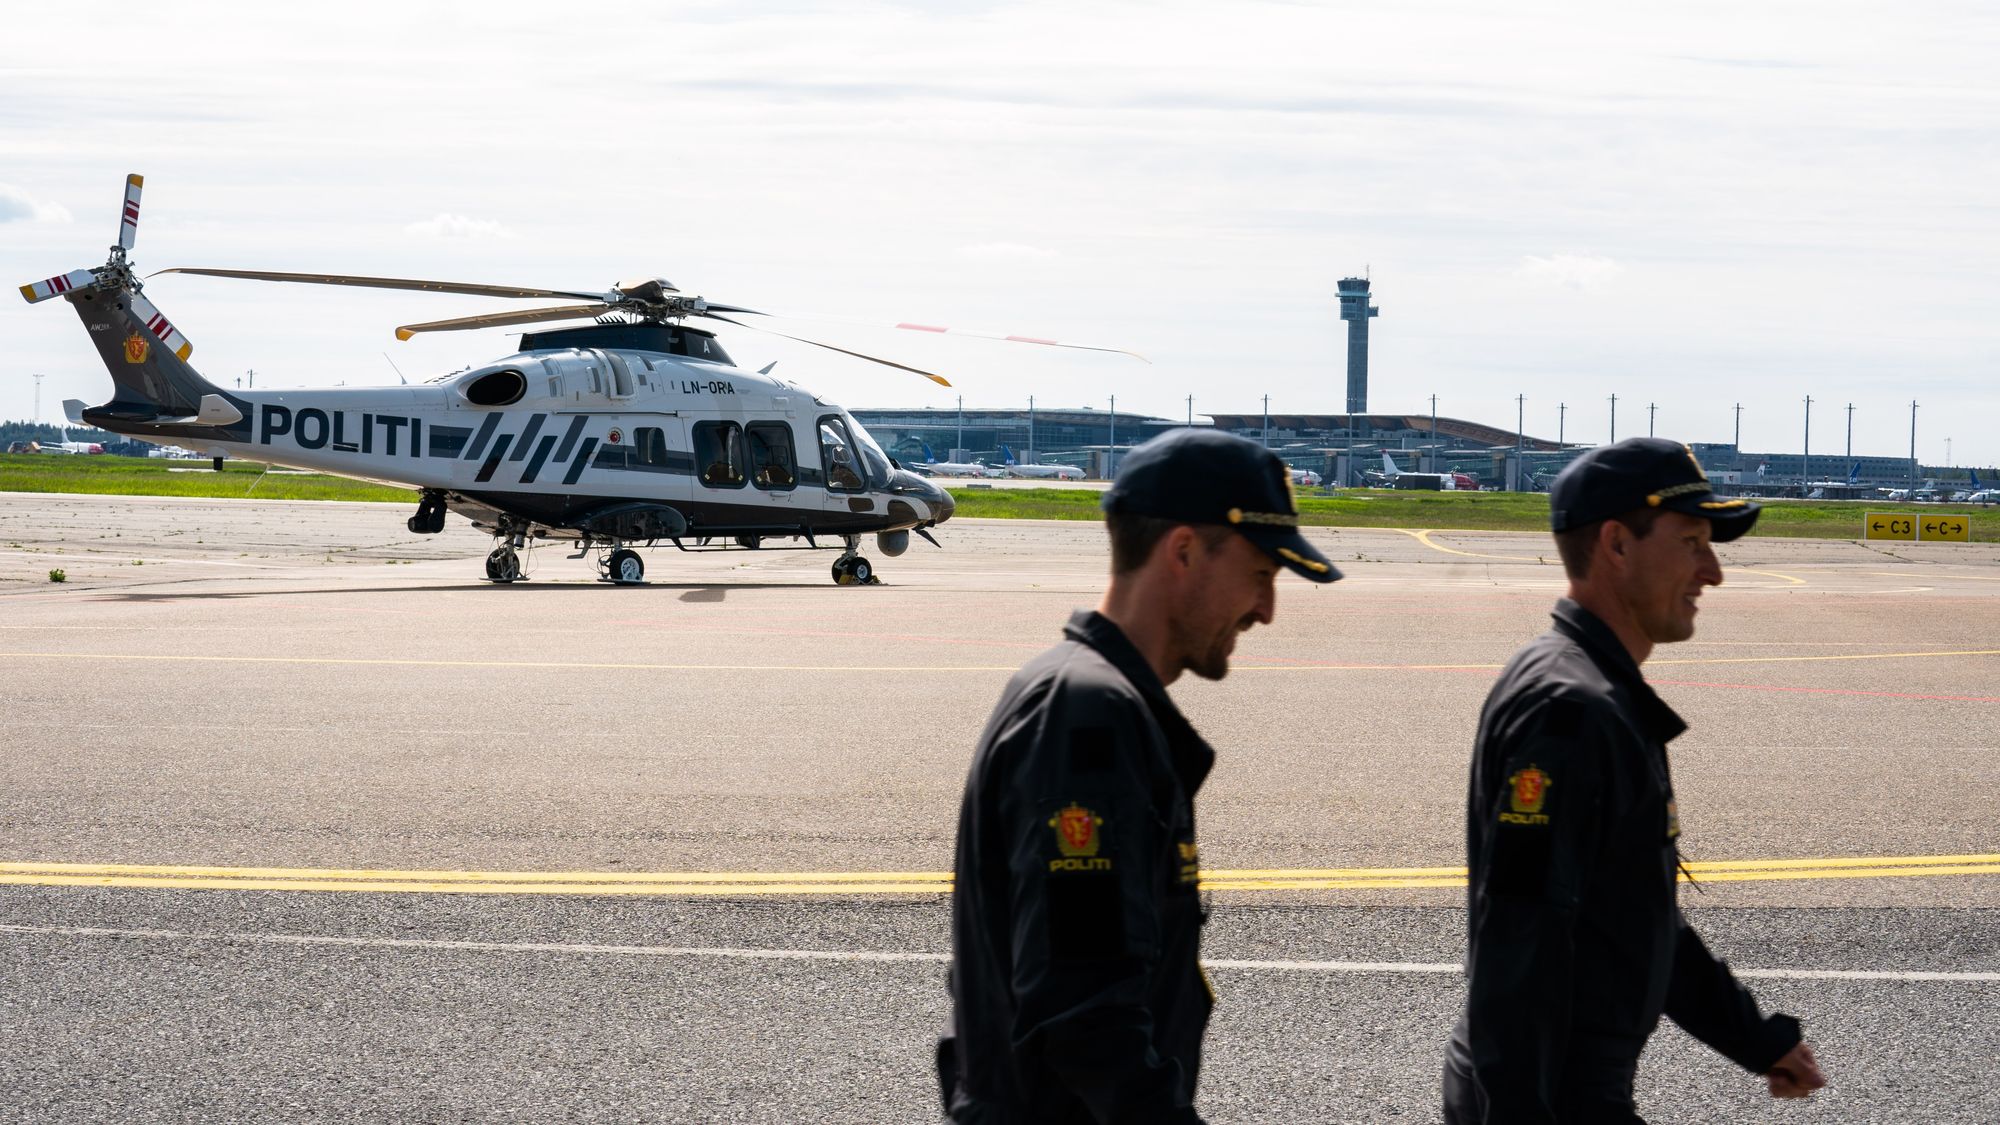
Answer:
21, 176, 1130, 585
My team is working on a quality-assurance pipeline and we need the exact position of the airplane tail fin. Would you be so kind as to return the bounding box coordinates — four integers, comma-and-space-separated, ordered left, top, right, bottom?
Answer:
1381, 451, 1400, 476
18, 175, 243, 437
1847, 463, 1860, 486
921, 441, 936, 463
1972, 469, 1984, 490
1001, 444, 1017, 465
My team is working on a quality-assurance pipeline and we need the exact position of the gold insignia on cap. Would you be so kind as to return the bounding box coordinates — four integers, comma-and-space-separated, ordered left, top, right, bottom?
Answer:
1227, 508, 1244, 524
1277, 547, 1329, 573
1699, 498, 1750, 509
1647, 482, 1713, 506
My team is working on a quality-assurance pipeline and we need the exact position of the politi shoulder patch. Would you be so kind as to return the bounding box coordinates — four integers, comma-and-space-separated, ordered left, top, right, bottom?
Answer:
1048, 803, 1112, 872
1500, 765, 1552, 826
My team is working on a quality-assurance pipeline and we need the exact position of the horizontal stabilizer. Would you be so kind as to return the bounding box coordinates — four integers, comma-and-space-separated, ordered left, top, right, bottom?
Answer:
19, 269, 97, 304
157, 394, 245, 427
63, 399, 88, 425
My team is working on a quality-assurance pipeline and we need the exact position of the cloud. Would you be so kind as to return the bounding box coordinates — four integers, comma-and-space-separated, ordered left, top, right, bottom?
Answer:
403, 213, 511, 239
0, 184, 73, 224
956, 242, 1058, 261
1514, 253, 1623, 290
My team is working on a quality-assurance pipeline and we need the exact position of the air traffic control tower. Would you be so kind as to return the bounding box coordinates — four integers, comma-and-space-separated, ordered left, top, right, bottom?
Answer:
1337, 277, 1379, 413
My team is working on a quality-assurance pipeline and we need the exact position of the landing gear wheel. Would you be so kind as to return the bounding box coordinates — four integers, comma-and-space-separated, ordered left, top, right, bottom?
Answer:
485, 546, 522, 583
832, 556, 874, 585
606, 548, 645, 585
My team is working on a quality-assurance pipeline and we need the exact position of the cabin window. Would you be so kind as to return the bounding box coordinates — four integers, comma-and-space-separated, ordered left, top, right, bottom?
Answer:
634, 426, 671, 468
818, 415, 864, 492
747, 422, 796, 490
693, 421, 746, 488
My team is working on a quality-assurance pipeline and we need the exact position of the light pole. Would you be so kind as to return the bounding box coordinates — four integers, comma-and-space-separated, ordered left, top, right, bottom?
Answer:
956, 395, 963, 455
1846, 403, 1854, 460
1108, 395, 1116, 477
1262, 395, 1271, 449
1648, 402, 1657, 438
1028, 395, 1035, 464
1186, 395, 1194, 427
1609, 394, 1618, 443
1430, 393, 1438, 470
32, 373, 44, 427
1803, 396, 1813, 489
1909, 401, 1919, 489
1733, 403, 1743, 453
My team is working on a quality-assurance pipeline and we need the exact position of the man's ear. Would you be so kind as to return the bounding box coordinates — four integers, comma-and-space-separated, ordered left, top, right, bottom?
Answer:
1161, 524, 1200, 577
1597, 518, 1630, 573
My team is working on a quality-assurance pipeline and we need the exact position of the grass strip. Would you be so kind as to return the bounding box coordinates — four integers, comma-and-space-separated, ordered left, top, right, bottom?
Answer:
4, 454, 1994, 539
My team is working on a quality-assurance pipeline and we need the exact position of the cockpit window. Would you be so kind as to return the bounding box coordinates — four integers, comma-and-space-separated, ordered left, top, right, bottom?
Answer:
818, 415, 865, 492
847, 413, 893, 488
693, 421, 746, 488
748, 422, 796, 490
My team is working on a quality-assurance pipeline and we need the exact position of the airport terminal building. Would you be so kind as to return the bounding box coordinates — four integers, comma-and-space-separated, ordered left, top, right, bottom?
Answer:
852, 406, 1983, 493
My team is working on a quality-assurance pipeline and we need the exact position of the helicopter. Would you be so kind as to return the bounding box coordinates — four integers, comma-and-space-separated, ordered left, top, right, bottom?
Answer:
21, 176, 1132, 585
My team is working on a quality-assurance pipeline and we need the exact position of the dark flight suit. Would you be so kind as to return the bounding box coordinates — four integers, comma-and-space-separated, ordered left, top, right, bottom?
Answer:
1442, 599, 1801, 1124
939, 610, 1214, 1125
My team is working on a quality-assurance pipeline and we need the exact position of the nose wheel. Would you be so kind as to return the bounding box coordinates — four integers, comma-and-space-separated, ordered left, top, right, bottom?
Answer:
602, 548, 646, 585
831, 555, 873, 585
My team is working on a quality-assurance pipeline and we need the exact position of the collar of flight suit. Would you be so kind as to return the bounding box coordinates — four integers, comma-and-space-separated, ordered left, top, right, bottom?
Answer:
1063, 609, 1217, 795
1548, 598, 1689, 745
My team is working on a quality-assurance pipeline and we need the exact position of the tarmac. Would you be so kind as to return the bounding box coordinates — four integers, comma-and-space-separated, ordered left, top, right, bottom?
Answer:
1, 492, 1995, 1122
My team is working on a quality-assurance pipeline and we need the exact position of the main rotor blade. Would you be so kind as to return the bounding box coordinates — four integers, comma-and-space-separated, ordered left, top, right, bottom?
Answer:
394, 304, 613, 340
154, 267, 613, 303
728, 309, 1147, 362
700, 313, 952, 388
118, 174, 143, 252
893, 322, 1148, 362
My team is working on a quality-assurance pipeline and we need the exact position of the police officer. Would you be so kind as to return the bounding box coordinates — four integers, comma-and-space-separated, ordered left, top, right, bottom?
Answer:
937, 429, 1340, 1124
1442, 437, 1827, 1123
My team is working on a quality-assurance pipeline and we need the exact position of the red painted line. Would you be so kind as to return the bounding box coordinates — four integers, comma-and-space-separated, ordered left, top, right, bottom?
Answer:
1653, 679, 2000, 703
896, 323, 947, 333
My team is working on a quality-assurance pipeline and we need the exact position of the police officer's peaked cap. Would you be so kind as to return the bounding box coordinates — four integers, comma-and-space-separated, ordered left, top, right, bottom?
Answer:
1102, 428, 1341, 582
1550, 437, 1761, 542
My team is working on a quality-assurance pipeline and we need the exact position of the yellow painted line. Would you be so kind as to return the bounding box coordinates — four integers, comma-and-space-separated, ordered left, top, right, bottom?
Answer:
1730, 568, 1808, 586
1863, 571, 2000, 582
0, 861, 948, 884
5, 855, 1998, 896
1387, 528, 1547, 562
1684, 853, 2000, 870
1, 874, 952, 896
1385, 530, 1808, 586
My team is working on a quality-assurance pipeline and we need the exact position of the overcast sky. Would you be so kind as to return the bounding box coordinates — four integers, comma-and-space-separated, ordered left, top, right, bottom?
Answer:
4, 1, 1997, 463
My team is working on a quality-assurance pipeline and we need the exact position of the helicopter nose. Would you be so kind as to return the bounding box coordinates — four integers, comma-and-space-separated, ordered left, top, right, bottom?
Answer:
931, 479, 956, 524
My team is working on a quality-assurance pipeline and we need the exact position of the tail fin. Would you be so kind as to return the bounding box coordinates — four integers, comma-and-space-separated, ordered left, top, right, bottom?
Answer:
1001, 444, 1017, 465
1972, 469, 1983, 490
921, 441, 936, 463
19, 175, 243, 438
1381, 451, 1400, 476
1847, 463, 1860, 486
